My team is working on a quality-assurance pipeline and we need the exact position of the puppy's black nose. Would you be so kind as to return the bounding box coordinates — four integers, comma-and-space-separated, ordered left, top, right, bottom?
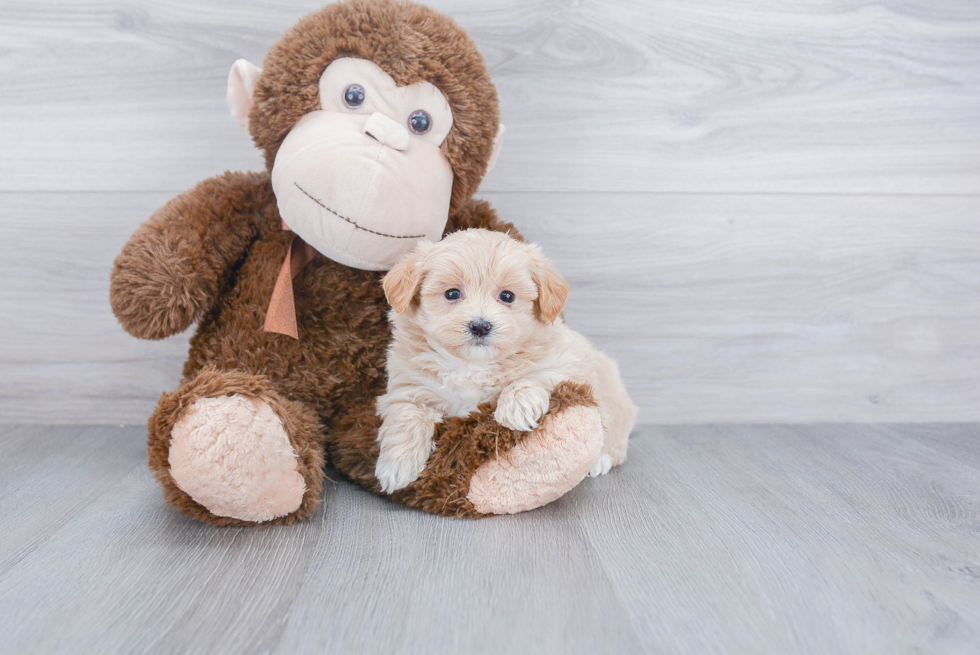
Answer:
468, 319, 493, 337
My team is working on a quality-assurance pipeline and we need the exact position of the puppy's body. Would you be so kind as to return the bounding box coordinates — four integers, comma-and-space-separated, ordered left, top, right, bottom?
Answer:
375, 229, 637, 493
382, 316, 632, 443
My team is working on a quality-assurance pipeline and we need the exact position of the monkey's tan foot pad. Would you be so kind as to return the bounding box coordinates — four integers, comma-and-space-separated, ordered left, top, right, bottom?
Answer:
467, 405, 603, 515
168, 394, 307, 522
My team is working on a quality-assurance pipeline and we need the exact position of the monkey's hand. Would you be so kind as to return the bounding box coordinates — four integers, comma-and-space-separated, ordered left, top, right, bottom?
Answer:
110, 172, 266, 340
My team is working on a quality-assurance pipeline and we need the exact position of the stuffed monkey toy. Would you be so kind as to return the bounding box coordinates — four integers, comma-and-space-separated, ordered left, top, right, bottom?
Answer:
109, 0, 605, 526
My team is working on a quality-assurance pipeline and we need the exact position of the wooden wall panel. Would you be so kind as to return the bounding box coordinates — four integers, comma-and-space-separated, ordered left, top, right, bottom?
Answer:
2, 192, 978, 424
1, 0, 978, 423
0, 1, 977, 193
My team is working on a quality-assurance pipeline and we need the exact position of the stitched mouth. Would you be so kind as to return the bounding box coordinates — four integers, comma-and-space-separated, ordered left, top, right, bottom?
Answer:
294, 182, 425, 240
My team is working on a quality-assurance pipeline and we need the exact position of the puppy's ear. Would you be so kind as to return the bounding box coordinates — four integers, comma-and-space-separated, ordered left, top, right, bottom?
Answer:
383, 247, 426, 313
530, 246, 569, 323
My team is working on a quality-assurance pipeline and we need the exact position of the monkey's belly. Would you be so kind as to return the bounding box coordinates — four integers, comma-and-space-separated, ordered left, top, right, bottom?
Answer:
183, 233, 391, 424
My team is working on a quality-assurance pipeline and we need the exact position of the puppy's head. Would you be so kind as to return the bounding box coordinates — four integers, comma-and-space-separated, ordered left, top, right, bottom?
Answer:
383, 229, 569, 361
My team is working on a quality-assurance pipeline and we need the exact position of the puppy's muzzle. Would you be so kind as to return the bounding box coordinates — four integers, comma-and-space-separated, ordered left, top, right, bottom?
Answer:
468, 319, 493, 338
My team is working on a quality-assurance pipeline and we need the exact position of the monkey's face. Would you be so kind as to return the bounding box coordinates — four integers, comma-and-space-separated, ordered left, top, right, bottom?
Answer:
270, 58, 456, 271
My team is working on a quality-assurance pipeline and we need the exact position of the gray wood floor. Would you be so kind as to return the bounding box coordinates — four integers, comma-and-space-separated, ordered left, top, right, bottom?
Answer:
1, 423, 978, 655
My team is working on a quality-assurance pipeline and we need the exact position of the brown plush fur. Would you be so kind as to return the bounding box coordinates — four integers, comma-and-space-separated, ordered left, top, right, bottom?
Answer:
110, 172, 269, 341
110, 0, 598, 526
328, 381, 597, 518
399, 381, 597, 517
147, 366, 326, 526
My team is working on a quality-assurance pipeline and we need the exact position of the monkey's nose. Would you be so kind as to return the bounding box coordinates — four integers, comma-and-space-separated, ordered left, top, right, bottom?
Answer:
468, 319, 493, 338
364, 112, 410, 151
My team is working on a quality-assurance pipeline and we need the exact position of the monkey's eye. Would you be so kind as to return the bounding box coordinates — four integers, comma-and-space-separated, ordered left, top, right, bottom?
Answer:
499, 290, 515, 304
444, 288, 462, 301
408, 110, 432, 135
343, 84, 366, 109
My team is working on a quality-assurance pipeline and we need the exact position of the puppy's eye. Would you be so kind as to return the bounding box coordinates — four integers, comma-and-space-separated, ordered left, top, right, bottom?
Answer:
408, 110, 432, 135
499, 290, 515, 303
445, 288, 462, 301
343, 84, 366, 108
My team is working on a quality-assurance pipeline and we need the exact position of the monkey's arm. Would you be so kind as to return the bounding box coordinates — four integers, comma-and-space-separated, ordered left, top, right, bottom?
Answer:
444, 198, 525, 241
110, 171, 269, 340
327, 381, 602, 517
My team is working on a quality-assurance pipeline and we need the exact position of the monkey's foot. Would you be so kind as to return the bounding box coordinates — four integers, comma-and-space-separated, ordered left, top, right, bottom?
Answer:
168, 394, 307, 523
148, 366, 326, 526
466, 404, 603, 515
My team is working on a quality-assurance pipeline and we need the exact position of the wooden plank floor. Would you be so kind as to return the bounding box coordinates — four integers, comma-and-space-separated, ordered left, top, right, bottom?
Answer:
1, 423, 978, 654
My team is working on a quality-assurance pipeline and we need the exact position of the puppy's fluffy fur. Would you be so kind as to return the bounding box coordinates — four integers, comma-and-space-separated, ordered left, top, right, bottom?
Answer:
375, 229, 638, 493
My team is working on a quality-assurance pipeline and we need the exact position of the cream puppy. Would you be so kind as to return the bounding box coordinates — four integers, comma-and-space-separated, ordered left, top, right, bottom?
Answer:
375, 229, 638, 493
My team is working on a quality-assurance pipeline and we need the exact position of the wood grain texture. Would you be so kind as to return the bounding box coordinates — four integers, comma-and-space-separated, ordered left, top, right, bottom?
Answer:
491, 191, 980, 424
3, 191, 979, 424
1, 423, 978, 654
0, 0, 977, 194
1, 0, 978, 422
575, 423, 980, 654
0, 192, 190, 424
0, 425, 146, 576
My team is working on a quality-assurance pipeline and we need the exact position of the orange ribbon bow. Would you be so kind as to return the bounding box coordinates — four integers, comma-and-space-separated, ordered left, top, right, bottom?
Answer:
263, 221, 318, 339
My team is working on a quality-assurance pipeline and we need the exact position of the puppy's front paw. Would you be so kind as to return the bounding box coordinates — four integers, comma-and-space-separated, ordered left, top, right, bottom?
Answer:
588, 453, 613, 478
375, 405, 439, 494
376, 449, 429, 494
494, 384, 552, 432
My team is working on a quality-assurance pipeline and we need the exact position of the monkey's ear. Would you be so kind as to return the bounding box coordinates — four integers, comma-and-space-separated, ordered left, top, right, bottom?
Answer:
227, 59, 263, 131
530, 245, 569, 323
383, 247, 426, 313
486, 124, 505, 173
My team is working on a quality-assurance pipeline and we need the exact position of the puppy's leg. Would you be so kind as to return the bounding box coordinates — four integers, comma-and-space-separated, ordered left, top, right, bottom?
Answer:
592, 352, 638, 470
375, 403, 442, 493
588, 454, 613, 477
495, 380, 554, 432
